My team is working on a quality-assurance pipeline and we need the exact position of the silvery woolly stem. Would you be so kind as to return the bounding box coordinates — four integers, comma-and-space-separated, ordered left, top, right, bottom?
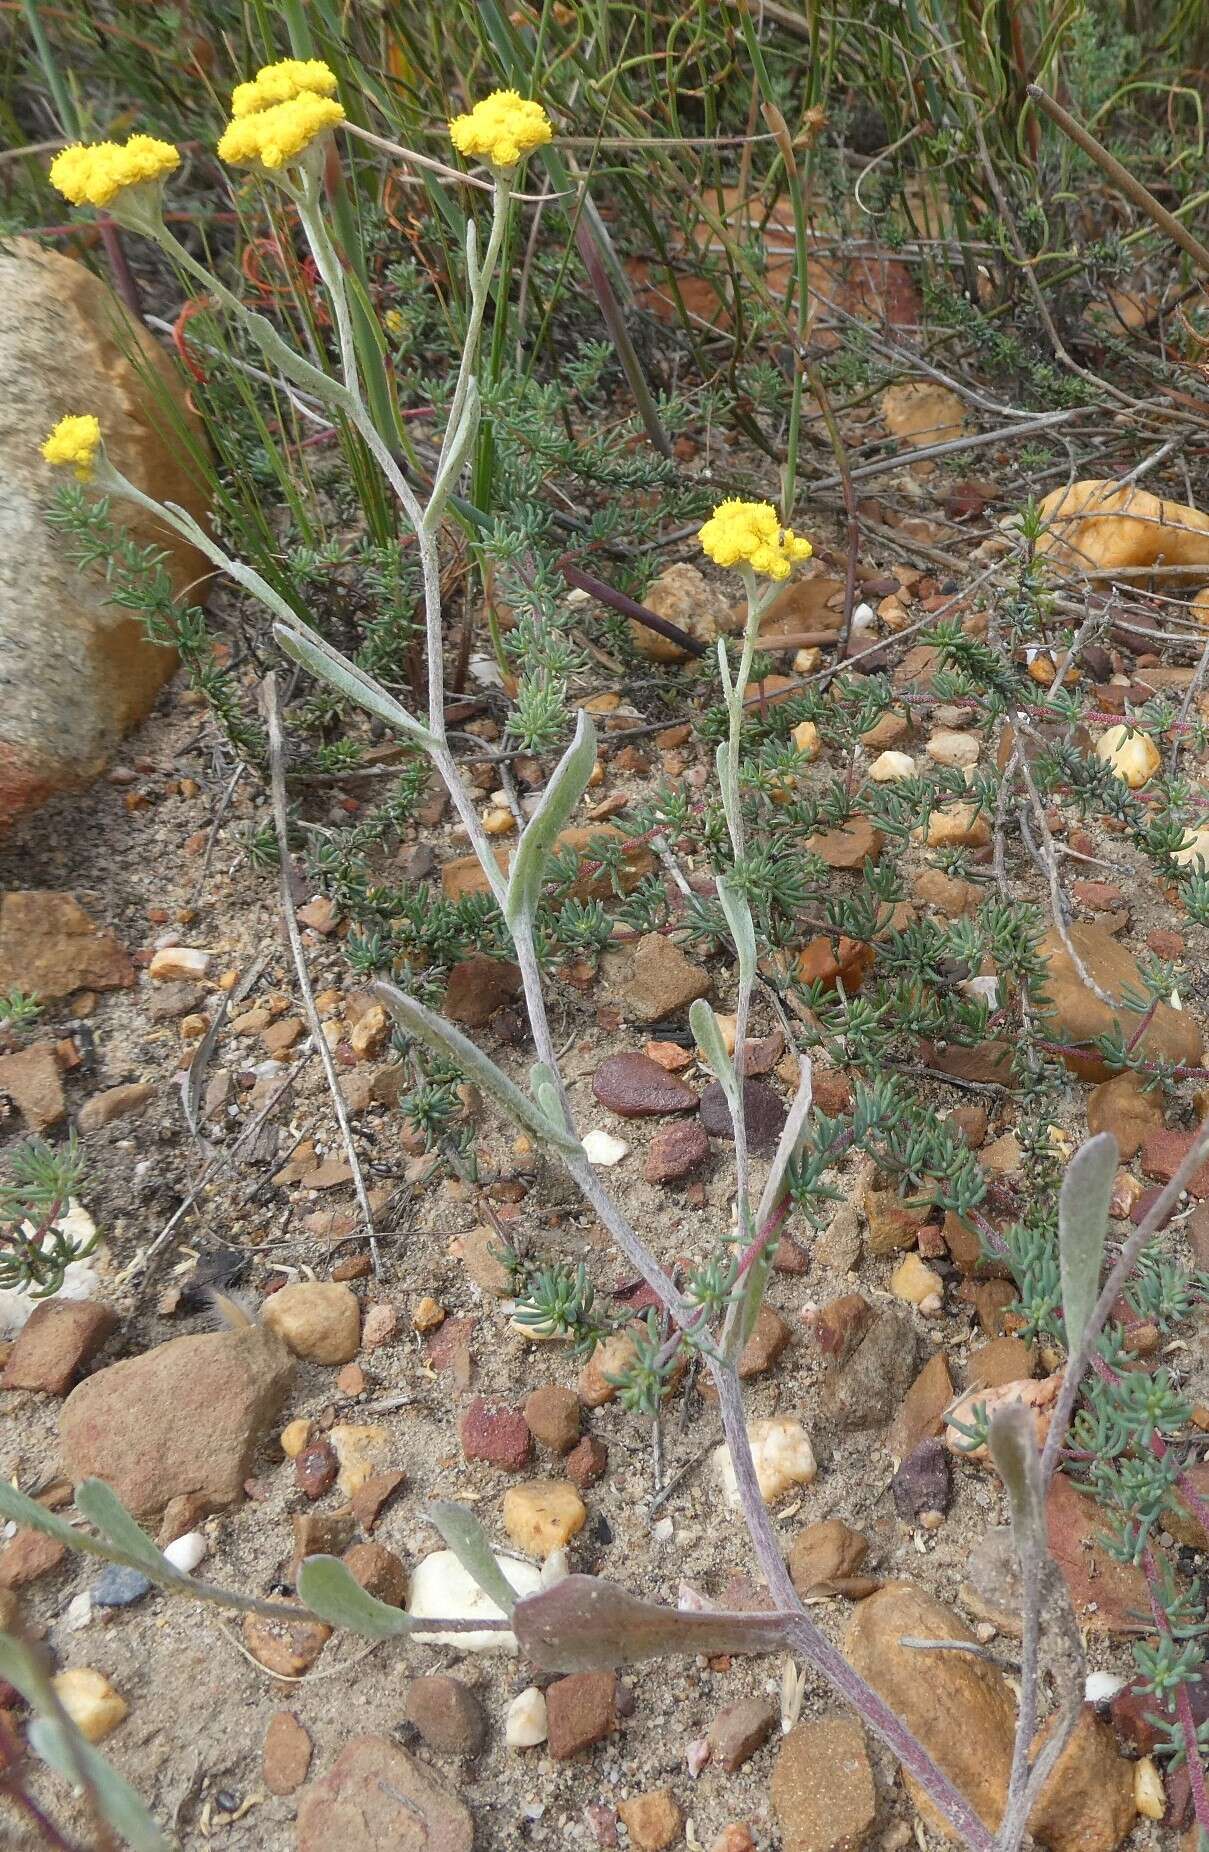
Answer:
717, 567, 776, 1345
435, 177, 512, 482
294, 160, 361, 394
90, 461, 303, 637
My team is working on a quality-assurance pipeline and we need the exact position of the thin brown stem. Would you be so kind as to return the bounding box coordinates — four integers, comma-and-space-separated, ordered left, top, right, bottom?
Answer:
263, 674, 381, 1274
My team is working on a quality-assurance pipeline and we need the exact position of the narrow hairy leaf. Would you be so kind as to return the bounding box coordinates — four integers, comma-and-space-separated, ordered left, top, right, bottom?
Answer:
426, 1502, 525, 1616
689, 998, 741, 1115
988, 1402, 1045, 1562
756, 1055, 813, 1231
1058, 1132, 1115, 1352
715, 737, 740, 843
295, 1556, 415, 1637
717, 876, 756, 990
273, 624, 434, 746
505, 709, 597, 931
74, 1480, 174, 1581
425, 377, 482, 526
372, 981, 581, 1151
513, 1576, 794, 1669
29, 1719, 170, 1852
0, 1479, 131, 1569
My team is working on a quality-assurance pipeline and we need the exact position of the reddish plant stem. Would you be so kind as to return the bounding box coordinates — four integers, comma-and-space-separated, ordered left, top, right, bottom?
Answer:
1125, 998, 1160, 1056
1142, 1547, 1209, 1837
1036, 1039, 1209, 1082
0, 1714, 83, 1852
558, 558, 708, 659
97, 218, 144, 321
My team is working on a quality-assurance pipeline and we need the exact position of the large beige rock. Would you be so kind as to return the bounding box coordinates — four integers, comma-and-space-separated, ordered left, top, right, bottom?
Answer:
845, 1582, 1015, 1839
1027, 1705, 1136, 1852
1039, 922, 1203, 1082
632, 562, 731, 662
60, 1322, 293, 1519
296, 1734, 473, 1851
772, 1715, 877, 1852
1036, 478, 1209, 580
0, 239, 209, 827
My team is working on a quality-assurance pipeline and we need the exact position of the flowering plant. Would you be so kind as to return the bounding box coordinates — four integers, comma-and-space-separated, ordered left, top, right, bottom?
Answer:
37, 72, 1092, 1852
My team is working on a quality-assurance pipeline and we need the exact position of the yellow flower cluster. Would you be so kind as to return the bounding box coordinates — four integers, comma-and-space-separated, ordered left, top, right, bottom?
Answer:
41, 414, 102, 480
448, 89, 552, 169
49, 134, 179, 209
698, 498, 813, 581
217, 93, 345, 171
231, 58, 338, 119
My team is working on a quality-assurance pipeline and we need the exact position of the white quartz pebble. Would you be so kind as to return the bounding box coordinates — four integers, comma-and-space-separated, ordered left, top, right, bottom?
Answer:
406, 1549, 540, 1653
505, 1686, 548, 1749
163, 1531, 207, 1575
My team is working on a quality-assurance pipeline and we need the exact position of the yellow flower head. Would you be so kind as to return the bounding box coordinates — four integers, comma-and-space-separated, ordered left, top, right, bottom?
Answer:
448, 90, 552, 169
231, 58, 338, 119
698, 498, 813, 581
41, 414, 102, 480
49, 135, 179, 209
217, 94, 345, 171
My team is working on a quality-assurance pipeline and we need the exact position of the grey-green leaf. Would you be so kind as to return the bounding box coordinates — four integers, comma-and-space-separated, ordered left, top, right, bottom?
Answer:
513, 1575, 793, 1670
274, 624, 433, 747
74, 1481, 174, 1581
372, 981, 581, 1152
717, 876, 756, 990
0, 1479, 124, 1568
426, 1502, 524, 1617
1058, 1131, 1115, 1354
505, 710, 597, 931
756, 1056, 813, 1231
0, 1634, 169, 1852
295, 1556, 415, 1638
689, 998, 740, 1114
987, 1401, 1045, 1561
29, 1719, 170, 1852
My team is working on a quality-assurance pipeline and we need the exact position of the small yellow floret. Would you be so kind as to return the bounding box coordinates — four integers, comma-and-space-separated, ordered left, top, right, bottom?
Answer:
448, 90, 552, 169
41, 414, 102, 480
49, 135, 179, 209
231, 58, 338, 118
217, 94, 346, 171
698, 498, 813, 581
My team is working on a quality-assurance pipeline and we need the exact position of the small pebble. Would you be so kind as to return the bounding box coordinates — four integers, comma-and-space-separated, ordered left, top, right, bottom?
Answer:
583, 1128, 629, 1166
505, 1686, 548, 1749
1085, 1670, 1127, 1705
163, 1531, 207, 1575
52, 1667, 127, 1742
91, 1565, 153, 1609
64, 1591, 92, 1630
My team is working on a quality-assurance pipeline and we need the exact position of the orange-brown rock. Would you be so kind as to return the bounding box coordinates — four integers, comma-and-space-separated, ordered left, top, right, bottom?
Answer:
0, 240, 209, 826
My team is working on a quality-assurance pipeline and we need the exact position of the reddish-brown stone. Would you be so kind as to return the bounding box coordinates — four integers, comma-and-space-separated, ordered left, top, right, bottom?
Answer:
458, 1397, 532, 1471
1141, 1127, 1209, 1199
523, 1384, 581, 1454
0, 1528, 65, 1589
592, 1052, 698, 1118
342, 1541, 407, 1607
263, 1711, 312, 1795
295, 1439, 338, 1501
644, 1120, 709, 1184
565, 1434, 608, 1489
2, 1299, 117, 1395
443, 956, 522, 1028
546, 1672, 619, 1759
